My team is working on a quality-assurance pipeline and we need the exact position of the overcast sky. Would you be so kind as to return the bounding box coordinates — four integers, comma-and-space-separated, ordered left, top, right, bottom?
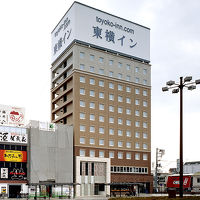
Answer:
0, 0, 200, 171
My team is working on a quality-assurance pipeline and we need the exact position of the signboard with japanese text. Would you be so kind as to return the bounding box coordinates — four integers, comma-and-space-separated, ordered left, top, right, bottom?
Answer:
51, 2, 150, 63
0, 167, 27, 180
39, 121, 56, 132
0, 104, 25, 127
0, 126, 27, 144
0, 150, 27, 162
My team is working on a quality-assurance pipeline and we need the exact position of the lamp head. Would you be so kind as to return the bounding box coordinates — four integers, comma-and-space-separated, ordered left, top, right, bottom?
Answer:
184, 76, 192, 82
162, 87, 169, 92
166, 80, 175, 86
188, 85, 196, 91
172, 88, 179, 93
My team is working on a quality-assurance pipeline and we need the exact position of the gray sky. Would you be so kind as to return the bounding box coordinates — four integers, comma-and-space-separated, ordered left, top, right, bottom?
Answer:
0, 0, 200, 171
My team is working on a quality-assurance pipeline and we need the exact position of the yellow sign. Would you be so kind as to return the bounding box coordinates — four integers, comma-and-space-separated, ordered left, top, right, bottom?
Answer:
0, 150, 27, 162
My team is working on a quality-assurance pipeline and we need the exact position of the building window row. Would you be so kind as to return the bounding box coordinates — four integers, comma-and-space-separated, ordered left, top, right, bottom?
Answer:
80, 52, 148, 76
79, 149, 148, 161
111, 166, 148, 174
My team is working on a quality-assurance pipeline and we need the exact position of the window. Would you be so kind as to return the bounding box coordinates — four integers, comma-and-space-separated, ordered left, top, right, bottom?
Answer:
99, 57, 103, 63
109, 151, 114, 158
126, 142, 131, 148
90, 102, 95, 109
99, 80, 104, 87
118, 141, 123, 147
118, 96, 123, 102
118, 73, 122, 79
126, 120, 131, 126
90, 138, 95, 145
135, 67, 139, 72
90, 126, 95, 133
80, 149, 85, 157
126, 86, 131, 92
80, 125, 85, 132
109, 105, 114, 112
135, 142, 140, 149
143, 154, 148, 160
99, 104, 104, 110
99, 151, 104, 158
126, 64, 130, 70
109, 94, 114, 101
80, 52, 84, 58
126, 153, 131, 159
90, 150, 95, 157
80, 76, 85, 83
143, 69, 147, 75
99, 115, 104, 122
197, 178, 200, 183
80, 137, 85, 144
143, 79, 147, 85
126, 130, 131, 137
143, 122, 148, 128
135, 88, 140, 94
135, 121, 140, 127
80, 64, 85, 70
118, 62, 122, 68
143, 101, 148, 107
80, 100, 85, 107
90, 66, 95, 72
126, 108, 131, 115
135, 77, 139, 83
90, 78, 95, 85
109, 71, 114, 77
118, 107, 123, 113
126, 97, 131, 104
126, 75, 131, 81
90, 114, 95, 121
143, 111, 147, 118
90, 90, 95, 97
80, 88, 85, 95
135, 110, 140, 116
118, 152, 123, 159
99, 92, 104, 98
90, 54, 94, 61
109, 117, 114, 123
109, 128, 114, 135
143, 133, 148, 139
109, 60, 113, 65
99, 68, 104, 75
118, 129, 123, 136
118, 84, 123, 91
99, 139, 104, 146
143, 143, 148, 150
109, 140, 114, 146
135, 153, 140, 160
80, 113, 85, 119
135, 132, 140, 138
118, 118, 122, 125
109, 82, 114, 89
143, 90, 147, 96
135, 99, 140, 105
99, 127, 104, 134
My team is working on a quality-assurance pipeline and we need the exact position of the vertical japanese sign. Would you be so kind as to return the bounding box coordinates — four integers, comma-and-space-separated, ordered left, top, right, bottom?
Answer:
0, 104, 25, 127
51, 2, 150, 63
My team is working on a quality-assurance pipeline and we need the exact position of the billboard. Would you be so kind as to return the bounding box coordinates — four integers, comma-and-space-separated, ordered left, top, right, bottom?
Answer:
0, 126, 27, 144
0, 150, 27, 162
167, 176, 191, 188
1, 167, 27, 180
51, 2, 150, 63
0, 104, 25, 127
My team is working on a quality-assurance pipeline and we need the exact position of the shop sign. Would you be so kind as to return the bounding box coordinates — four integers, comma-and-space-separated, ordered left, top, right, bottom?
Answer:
167, 176, 191, 188
0, 150, 27, 162
0, 104, 25, 127
1, 168, 8, 179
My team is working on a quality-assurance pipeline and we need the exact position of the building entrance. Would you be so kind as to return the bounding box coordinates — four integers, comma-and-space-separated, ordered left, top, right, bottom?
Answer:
9, 185, 21, 198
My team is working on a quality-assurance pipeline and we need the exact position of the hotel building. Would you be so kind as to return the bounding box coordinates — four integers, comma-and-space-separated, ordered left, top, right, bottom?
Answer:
51, 2, 153, 197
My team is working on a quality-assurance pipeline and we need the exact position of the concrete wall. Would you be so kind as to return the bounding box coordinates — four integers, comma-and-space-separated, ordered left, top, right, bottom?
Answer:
28, 121, 73, 184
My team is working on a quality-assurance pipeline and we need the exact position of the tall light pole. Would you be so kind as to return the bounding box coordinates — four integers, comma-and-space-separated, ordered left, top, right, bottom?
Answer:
162, 76, 200, 198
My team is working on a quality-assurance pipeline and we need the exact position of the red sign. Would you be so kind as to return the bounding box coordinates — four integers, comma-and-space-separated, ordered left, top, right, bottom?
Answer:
167, 176, 191, 188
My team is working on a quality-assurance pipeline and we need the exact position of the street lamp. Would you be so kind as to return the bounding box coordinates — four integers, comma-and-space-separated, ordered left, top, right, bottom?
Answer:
162, 76, 200, 198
